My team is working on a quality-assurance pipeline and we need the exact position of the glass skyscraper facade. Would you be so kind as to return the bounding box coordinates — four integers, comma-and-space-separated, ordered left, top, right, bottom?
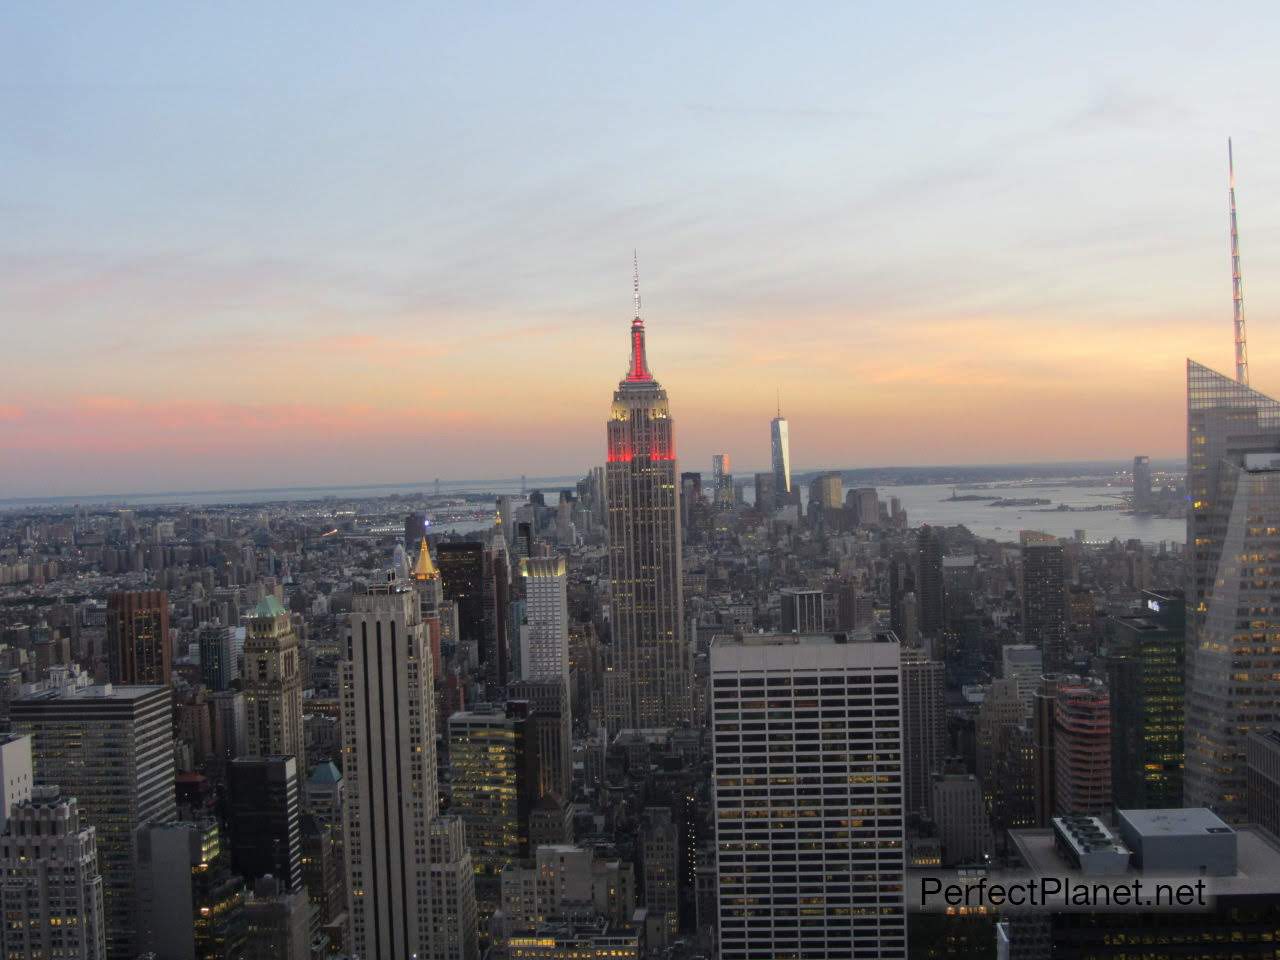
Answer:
1185, 359, 1280, 820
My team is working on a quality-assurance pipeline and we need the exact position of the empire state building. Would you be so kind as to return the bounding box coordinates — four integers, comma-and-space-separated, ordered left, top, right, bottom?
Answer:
604, 284, 688, 733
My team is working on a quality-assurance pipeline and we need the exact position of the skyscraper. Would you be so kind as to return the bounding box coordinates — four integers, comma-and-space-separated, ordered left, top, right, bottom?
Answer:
779, 588, 824, 634
227, 755, 303, 892
519, 557, 570, 688
439, 541, 487, 663
1107, 589, 1184, 809
1022, 543, 1068, 671
711, 634, 906, 960
198, 621, 239, 692
1132, 455, 1152, 513
916, 525, 945, 640
12, 679, 176, 960
770, 400, 791, 506
342, 576, 438, 960
106, 589, 171, 686
901, 645, 947, 816
1185, 360, 1280, 819
1053, 678, 1111, 817
244, 595, 305, 765
712, 453, 732, 506
604, 283, 687, 733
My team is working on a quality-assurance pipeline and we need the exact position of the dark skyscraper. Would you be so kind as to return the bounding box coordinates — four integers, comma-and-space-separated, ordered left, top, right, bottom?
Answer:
889, 552, 916, 638
916, 525, 945, 639
1107, 589, 1185, 809
107, 590, 171, 686
438, 540, 486, 655
227, 755, 303, 893
1022, 543, 1068, 671
604, 268, 687, 733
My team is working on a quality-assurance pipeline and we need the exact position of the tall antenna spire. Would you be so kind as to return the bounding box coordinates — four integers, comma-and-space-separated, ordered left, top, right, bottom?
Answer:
776, 388, 781, 419
1230, 137, 1250, 385
633, 249, 642, 318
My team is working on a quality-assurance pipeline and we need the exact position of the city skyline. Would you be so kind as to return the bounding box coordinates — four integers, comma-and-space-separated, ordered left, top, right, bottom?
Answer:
7, 5, 1280, 496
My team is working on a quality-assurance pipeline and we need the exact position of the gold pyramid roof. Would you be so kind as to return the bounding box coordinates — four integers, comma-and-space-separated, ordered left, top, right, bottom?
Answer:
412, 536, 439, 580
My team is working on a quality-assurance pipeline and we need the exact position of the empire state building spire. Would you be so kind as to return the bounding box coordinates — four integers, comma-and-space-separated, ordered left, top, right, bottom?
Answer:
627, 251, 653, 382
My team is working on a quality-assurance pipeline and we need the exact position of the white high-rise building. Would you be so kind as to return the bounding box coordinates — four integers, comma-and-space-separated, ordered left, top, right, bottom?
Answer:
342, 576, 439, 960
0, 733, 33, 832
0, 787, 106, 960
519, 557, 570, 689
711, 634, 906, 960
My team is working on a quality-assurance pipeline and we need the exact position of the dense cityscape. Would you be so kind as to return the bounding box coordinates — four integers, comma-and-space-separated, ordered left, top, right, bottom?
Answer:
4, 261, 1280, 958
11, 6, 1280, 960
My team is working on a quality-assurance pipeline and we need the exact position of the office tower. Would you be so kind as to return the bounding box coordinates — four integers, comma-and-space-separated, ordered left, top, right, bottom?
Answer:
779, 588, 824, 634
1246, 728, 1280, 835
210, 689, 248, 770
1053, 678, 1111, 817
137, 820, 246, 960
901, 646, 946, 816
916, 525, 945, 639
305, 760, 344, 828
0, 788, 106, 960
1000, 643, 1043, 716
752, 472, 775, 512
605, 294, 687, 733
439, 541, 486, 660
976, 676, 1026, 795
427, 816, 480, 960
12, 681, 175, 960
712, 453, 731, 505
1032, 675, 1061, 826
341, 577, 438, 960
1184, 360, 1280, 820
483, 541, 512, 693
448, 701, 539, 924
529, 794, 574, 847
835, 581, 875, 632
931, 769, 992, 865
770, 401, 791, 505
509, 679, 572, 803
498, 496, 514, 544
405, 511, 427, 551
198, 621, 239, 691
244, 595, 305, 766
850, 487, 880, 527
711, 634, 906, 960
1022, 543, 1068, 671
1132, 455, 1152, 512
520, 557, 570, 688
1106, 589, 1185, 809
227, 755, 303, 892
242, 876, 310, 960
641, 807, 679, 949
680, 470, 701, 502
106, 589, 170, 686
888, 552, 915, 638
813, 471, 842, 510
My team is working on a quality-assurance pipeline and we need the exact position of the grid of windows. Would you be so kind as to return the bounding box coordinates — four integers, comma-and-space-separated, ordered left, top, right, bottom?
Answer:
711, 639, 906, 960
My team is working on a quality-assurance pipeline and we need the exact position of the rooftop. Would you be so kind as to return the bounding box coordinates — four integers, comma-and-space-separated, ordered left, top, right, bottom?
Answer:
1118, 807, 1234, 839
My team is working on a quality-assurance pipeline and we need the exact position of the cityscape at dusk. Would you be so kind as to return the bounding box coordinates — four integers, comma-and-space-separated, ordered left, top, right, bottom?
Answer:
6, 6, 1280, 960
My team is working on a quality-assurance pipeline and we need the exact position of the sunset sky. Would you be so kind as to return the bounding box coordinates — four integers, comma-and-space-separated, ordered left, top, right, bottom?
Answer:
6, 3, 1280, 497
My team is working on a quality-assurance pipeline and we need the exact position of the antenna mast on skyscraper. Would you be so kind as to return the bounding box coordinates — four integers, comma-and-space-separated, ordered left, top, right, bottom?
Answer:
633, 250, 642, 317
1230, 138, 1249, 385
